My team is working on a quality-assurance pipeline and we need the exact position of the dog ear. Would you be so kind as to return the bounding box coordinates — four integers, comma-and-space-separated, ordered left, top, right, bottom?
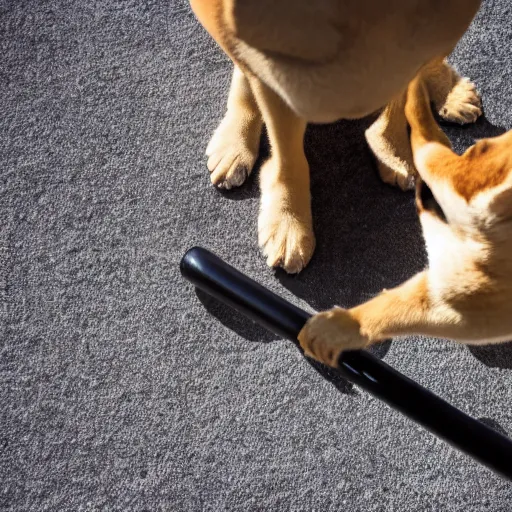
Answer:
225, 0, 341, 62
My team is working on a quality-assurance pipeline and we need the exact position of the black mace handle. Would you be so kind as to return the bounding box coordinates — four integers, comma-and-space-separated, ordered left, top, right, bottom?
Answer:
180, 246, 512, 480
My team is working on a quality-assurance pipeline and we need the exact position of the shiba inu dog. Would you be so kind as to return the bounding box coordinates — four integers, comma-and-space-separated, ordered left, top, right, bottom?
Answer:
190, 0, 482, 272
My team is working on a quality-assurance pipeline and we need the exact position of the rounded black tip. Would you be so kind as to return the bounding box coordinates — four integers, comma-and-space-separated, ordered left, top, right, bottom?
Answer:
180, 246, 206, 278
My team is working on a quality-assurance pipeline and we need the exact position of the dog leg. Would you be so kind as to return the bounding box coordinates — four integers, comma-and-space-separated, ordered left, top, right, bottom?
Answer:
206, 65, 263, 189
248, 77, 315, 273
298, 273, 439, 367
297, 270, 480, 367
190, 0, 263, 189
365, 90, 416, 191
406, 73, 453, 152
299, 271, 503, 368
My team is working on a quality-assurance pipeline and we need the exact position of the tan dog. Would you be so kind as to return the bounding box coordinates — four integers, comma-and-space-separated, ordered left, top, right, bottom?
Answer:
298, 71, 512, 367
191, 0, 482, 273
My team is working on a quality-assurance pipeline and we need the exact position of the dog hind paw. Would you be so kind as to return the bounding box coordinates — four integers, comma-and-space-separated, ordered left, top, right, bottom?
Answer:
438, 77, 482, 125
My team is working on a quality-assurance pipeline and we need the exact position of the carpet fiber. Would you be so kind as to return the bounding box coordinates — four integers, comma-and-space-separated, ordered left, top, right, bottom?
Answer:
2, 0, 512, 510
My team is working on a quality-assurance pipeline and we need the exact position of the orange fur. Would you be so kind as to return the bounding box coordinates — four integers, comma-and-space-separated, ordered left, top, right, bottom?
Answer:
450, 143, 512, 201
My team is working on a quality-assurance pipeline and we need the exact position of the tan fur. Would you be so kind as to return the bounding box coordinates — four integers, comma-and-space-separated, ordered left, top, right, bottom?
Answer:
191, 0, 482, 272
299, 72, 512, 367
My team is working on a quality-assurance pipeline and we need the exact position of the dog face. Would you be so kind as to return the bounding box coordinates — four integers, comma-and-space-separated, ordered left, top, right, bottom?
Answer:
414, 135, 512, 237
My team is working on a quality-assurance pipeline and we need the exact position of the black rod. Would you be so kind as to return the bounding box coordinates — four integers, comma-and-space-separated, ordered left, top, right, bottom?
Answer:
180, 246, 512, 480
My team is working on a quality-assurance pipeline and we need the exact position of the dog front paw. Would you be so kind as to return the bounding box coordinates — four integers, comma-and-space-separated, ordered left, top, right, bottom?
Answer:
298, 308, 368, 367
206, 110, 262, 189
258, 207, 315, 274
258, 177, 315, 274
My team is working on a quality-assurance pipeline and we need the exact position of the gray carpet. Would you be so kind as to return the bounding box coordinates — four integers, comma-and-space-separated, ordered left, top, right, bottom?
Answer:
2, 0, 512, 510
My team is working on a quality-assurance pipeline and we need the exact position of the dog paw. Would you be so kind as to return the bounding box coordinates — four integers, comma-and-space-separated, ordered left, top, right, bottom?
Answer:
438, 78, 482, 125
298, 308, 367, 367
258, 185, 315, 274
206, 112, 262, 190
375, 159, 416, 191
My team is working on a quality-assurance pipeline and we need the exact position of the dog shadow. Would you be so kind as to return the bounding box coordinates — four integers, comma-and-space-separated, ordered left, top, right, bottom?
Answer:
276, 116, 425, 333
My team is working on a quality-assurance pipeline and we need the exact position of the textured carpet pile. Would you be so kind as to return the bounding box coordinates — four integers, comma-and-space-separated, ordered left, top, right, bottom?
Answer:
1, 0, 512, 510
